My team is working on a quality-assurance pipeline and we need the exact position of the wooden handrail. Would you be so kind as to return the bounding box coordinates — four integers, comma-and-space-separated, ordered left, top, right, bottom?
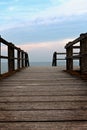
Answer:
65, 33, 87, 48
0, 36, 29, 78
52, 52, 79, 67
65, 33, 87, 74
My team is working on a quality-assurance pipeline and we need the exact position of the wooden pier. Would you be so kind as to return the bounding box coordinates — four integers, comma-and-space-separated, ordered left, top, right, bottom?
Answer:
0, 33, 87, 129
0, 67, 87, 129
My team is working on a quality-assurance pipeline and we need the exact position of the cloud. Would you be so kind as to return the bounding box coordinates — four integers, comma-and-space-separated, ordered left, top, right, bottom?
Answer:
1, 0, 87, 31
62, 0, 87, 15
0, 2, 8, 5
8, 6, 16, 11
34, 0, 87, 24
16, 0, 87, 26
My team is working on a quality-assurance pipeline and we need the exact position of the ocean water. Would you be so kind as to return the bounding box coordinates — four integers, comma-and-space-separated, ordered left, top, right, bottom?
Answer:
0, 60, 79, 74
0, 62, 8, 74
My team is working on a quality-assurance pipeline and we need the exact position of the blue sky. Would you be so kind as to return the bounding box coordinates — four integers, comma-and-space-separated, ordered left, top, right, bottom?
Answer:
0, 0, 87, 62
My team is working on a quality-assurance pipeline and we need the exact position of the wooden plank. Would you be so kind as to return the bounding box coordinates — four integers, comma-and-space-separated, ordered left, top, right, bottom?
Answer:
0, 82, 86, 87
12, 80, 81, 84
1, 77, 79, 80
0, 96, 87, 102
0, 101, 87, 110
0, 122, 87, 130
0, 110, 87, 121
0, 83, 87, 92
0, 90, 87, 96
0, 81, 86, 86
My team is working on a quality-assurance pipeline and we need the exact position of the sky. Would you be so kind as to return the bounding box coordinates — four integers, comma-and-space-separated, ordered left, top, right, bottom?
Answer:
0, 0, 87, 62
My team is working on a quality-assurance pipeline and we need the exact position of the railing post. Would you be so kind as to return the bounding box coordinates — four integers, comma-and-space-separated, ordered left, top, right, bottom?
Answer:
25, 53, 27, 67
17, 48, 21, 69
24, 52, 25, 67
52, 52, 57, 66
21, 51, 24, 68
25, 53, 29, 67
66, 45, 73, 71
0, 37, 1, 75
80, 34, 87, 73
8, 43, 15, 72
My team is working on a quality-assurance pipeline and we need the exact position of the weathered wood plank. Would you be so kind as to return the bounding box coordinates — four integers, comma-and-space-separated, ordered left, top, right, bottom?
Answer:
0, 101, 87, 110
0, 79, 86, 84
0, 96, 87, 102
0, 85, 87, 91
0, 90, 87, 96
0, 110, 87, 121
0, 83, 86, 87
0, 122, 87, 130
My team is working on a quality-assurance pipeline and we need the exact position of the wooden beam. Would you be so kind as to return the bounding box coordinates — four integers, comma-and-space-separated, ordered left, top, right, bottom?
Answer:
73, 46, 80, 49
56, 53, 66, 55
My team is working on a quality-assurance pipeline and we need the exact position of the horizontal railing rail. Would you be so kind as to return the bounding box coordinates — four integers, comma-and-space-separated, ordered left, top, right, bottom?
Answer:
52, 52, 79, 67
0, 36, 29, 78
52, 52, 66, 66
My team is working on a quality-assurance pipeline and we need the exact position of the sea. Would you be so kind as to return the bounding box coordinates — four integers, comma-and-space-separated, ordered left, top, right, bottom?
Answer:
0, 60, 79, 74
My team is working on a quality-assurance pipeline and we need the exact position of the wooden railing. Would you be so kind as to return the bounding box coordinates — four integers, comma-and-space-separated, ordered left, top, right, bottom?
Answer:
52, 52, 66, 66
65, 33, 87, 74
0, 36, 29, 78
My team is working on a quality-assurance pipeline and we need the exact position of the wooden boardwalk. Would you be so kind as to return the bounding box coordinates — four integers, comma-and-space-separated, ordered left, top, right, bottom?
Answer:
0, 67, 87, 129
